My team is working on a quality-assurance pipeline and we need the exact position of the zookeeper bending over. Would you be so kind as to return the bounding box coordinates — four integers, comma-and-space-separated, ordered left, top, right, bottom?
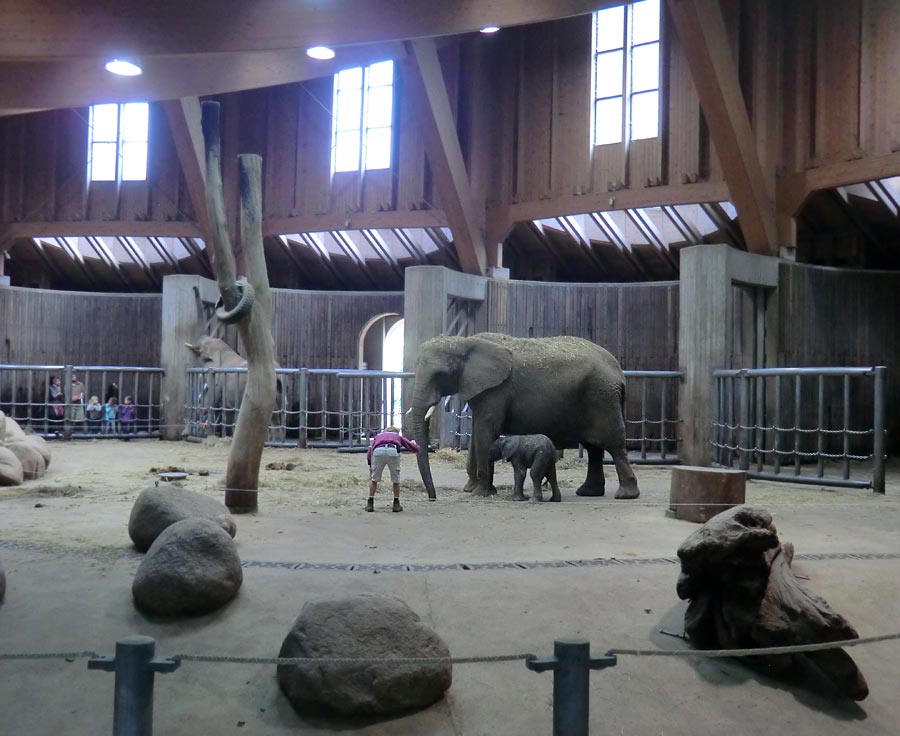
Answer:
366, 425, 419, 513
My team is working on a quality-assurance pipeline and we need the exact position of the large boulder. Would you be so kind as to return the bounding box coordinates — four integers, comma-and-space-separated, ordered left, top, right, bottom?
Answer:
21, 434, 51, 469
5, 440, 46, 481
0, 446, 24, 486
278, 595, 452, 717
2, 414, 26, 442
128, 484, 236, 552
132, 518, 242, 617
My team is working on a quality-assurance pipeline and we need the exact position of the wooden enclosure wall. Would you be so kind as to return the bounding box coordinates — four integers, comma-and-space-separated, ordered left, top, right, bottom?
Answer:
777, 263, 900, 452
484, 280, 679, 370
268, 290, 403, 369
782, 0, 900, 171
0, 286, 162, 366
0, 284, 402, 372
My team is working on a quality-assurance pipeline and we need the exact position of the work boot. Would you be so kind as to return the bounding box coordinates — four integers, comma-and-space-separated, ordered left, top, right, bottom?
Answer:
365, 498, 374, 512
392, 498, 403, 513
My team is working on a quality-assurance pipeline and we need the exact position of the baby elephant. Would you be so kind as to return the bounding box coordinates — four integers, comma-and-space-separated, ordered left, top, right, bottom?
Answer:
489, 434, 561, 503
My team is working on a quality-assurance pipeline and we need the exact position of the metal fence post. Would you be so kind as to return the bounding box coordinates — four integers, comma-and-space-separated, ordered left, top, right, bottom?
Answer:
88, 635, 179, 736
739, 372, 751, 471
873, 366, 886, 494
63, 364, 74, 440
526, 639, 617, 736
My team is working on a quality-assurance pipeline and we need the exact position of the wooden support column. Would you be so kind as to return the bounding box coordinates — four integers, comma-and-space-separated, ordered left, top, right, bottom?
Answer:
666, 0, 778, 255
162, 97, 211, 247
402, 38, 487, 275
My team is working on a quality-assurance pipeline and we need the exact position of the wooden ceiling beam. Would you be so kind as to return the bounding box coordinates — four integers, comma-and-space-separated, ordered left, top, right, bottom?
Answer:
0, 1, 615, 59
83, 236, 135, 290
402, 38, 486, 275
0, 44, 406, 115
494, 181, 730, 224
666, 0, 777, 255
777, 150, 900, 217
264, 209, 447, 235
7, 220, 202, 239
162, 98, 209, 244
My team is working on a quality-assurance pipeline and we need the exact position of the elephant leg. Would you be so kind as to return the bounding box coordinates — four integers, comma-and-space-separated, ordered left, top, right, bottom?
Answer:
575, 443, 607, 496
464, 443, 478, 493
546, 462, 561, 502
471, 418, 499, 496
610, 446, 640, 499
512, 465, 528, 501
529, 467, 543, 503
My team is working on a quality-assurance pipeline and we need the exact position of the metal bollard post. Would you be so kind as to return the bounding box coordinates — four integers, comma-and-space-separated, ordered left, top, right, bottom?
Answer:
527, 639, 617, 736
88, 635, 179, 736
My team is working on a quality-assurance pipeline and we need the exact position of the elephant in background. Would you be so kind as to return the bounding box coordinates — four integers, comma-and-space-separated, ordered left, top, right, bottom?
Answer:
489, 434, 561, 503
409, 332, 639, 500
185, 337, 283, 437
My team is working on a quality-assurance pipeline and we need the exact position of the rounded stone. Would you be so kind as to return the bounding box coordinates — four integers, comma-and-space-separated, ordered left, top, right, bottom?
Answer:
5, 440, 46, 481
21, 434, 51, 469
277, 595, 452, 717
128, 485, 237, 552
0, 446, 24, 486
2, 415, 26, 442
132, 517, 243, 617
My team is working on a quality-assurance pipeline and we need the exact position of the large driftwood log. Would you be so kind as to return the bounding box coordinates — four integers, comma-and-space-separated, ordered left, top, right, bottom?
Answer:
201, 102, 277, 512
676, 506, 868, 700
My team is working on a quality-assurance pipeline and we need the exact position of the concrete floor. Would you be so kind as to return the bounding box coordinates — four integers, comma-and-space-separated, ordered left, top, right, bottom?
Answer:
1, 441, 899, 735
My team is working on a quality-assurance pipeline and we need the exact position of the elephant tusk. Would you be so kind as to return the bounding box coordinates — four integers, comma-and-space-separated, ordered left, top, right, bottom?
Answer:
424, 405, 436, 421
184, 342, 195, 349
405, 407, 412, 416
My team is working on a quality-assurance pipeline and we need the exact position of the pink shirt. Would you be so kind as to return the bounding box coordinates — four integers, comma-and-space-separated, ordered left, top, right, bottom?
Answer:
367, 431, 420, 466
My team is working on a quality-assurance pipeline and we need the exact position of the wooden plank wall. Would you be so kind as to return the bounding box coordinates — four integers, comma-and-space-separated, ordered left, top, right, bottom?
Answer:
777, 262, 900, 452
0, 284, 402, 371
783, 0, 900, 170
0, 286, 162, 365
268, 289, 403, 369
484, 279, 678, 370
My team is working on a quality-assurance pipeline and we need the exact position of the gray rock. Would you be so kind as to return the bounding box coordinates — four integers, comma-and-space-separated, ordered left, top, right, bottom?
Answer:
0, 559, 5, 603
5, 439, 46, 481
1, 413, 26, 442
278, 595, 452, 716
128, 485, 236, 552
0, 446, 23, 486
132, 518, 243, 617
21, 434, 51, 469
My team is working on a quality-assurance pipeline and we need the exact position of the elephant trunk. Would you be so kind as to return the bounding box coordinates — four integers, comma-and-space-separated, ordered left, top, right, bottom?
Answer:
410, 383, 439, 501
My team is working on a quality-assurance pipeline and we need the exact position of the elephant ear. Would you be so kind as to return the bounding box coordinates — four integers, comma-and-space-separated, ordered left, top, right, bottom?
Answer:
500, 436, 519, 462
458, 339, 513, 404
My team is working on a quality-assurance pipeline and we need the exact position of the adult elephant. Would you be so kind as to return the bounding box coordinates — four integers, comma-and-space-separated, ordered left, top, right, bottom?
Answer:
409, 333, 640, 500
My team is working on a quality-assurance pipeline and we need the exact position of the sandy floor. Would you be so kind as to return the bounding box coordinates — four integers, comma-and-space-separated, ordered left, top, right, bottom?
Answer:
1, 439, 899, 735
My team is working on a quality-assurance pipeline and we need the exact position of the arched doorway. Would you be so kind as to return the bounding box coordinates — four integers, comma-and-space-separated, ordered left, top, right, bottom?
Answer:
357, 312, 401, 370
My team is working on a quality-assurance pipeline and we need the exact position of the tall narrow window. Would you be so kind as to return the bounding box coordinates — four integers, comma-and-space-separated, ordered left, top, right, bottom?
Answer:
89, 102, 149, 182
592, 0, 660, 146
332, 60, 394, 174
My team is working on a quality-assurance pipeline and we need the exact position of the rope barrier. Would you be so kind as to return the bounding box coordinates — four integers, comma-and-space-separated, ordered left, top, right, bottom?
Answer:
0, 651, 98, 661
4, 633, 900, 668
172, 652, 536, 666
608, 631, 900, 658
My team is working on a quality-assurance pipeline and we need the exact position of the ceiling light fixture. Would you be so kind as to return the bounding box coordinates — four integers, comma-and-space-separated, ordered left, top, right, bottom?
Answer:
104, 58, 143, 76
480, 25, 500, 34
306, 46, 336, 60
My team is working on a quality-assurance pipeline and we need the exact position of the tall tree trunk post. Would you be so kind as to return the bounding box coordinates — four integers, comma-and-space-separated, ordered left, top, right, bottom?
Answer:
201, 102, 277, 512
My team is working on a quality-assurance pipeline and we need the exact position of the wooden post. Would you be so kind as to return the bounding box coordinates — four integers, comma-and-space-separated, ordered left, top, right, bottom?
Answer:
201, 101, 277, 512
223, 154, 277, 510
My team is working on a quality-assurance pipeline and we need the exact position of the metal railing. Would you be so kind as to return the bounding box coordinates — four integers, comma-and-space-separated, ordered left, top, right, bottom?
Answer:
184, 367, 415, 449
450, 370, 683, 464
712, 367, 887, 492
0, 364, 164, 439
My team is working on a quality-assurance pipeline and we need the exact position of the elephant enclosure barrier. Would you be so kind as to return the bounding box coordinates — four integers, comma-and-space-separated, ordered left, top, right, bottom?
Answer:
0, 364, 164, 439
712, 367, 887, 492
184, 367, 414, 449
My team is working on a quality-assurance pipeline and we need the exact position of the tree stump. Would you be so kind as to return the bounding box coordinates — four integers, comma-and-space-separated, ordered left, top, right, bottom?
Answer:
676, 506, 869, 700
667, 466, 746, 523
